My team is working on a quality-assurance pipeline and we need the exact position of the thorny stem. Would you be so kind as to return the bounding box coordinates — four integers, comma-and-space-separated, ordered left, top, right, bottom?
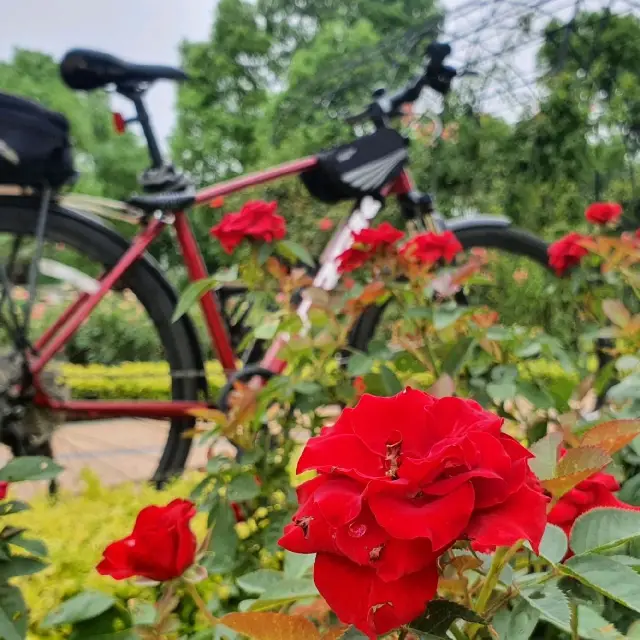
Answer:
467, 541, 523, 639
186, 581, 219, 628
570, 600, 579, 640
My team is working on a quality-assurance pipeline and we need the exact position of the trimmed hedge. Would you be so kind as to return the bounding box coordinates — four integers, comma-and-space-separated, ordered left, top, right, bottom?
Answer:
60, 361, 227, 400
59, 358, 579, 401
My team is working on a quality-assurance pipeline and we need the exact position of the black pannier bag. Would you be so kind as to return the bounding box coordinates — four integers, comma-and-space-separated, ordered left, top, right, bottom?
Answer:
0, 92, 75, 189
300, 128, 409, 204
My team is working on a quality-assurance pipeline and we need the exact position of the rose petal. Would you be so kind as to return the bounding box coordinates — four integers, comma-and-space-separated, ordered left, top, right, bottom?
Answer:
369, 481, 475, 550
467, 483, 549, 553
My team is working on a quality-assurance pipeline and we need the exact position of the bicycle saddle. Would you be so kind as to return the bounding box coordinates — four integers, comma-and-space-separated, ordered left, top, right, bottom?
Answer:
60, 49, 188, 91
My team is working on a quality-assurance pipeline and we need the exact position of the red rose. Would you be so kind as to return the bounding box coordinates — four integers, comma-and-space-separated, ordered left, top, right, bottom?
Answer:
337, 223, 404, 273
97, 499, 197, 582
548, 454, 640, 558
548, 232, 590, 276
278, 388, 548, 638
210, 200, 286, 254
399, 231, 462, 265
584, 201, 622, 225
0, 482, 9, 500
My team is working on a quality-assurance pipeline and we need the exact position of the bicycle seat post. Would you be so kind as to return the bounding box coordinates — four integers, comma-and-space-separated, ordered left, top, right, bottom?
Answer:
117, 84, 164, 169
129, 92, 164, 169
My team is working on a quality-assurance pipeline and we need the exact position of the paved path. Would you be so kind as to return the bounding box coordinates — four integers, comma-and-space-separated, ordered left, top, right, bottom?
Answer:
1, 419, 214, 500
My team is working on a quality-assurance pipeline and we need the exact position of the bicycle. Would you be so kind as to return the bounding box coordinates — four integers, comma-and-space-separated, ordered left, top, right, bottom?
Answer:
0, 42, 552, 487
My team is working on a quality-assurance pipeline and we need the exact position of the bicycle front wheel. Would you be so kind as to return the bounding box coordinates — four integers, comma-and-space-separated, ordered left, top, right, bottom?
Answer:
347, 224, 572, 375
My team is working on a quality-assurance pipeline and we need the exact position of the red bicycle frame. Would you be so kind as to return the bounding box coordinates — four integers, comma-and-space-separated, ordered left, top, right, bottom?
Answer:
33, 157, 415, 419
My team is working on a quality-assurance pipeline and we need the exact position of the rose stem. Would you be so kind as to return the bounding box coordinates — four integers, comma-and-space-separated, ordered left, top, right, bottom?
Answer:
186, 582, 220, 627
467, 541, 523, 639
397, 629, 408, 640
570, 600, 579, 640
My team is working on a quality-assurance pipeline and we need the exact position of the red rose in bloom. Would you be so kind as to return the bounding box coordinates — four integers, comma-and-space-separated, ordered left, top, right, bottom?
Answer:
584, 201, 622, 225
337, 223, 404, 273
399, 231, 462, 266
278, 388, 548, 638
0, 482, 9, 500
210, 200, 286, 254
548, 232, 590, 276
548, 453, 640, 558
97, 499, 196, 582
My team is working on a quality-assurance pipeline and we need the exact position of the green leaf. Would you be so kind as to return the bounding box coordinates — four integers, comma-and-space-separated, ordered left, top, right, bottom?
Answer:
486, 381, 516, 403
0, 457, 63, 482
206, 456, 234, 475
347, 353, 374, 377
379, 366, 402, 396
42, 591, 116, 628
236, 570, 283, 596
526, 523, 567, 564
433, 306, 465, 331
607, 374, 640, 403
8, 534, 47, 557
406, 307, 432, 320
248, 578, 319, 611
276, 240, 315, 267
130, 601, 156, 627
283, 551, 315, 579
492, 600, 539, 640
172, 276, 219, 322
292, 381, 323, 396
520, 580, 571, 629
517, 381, 556, 410
257, 242, 273, 266
486, 326, 512, 341
226, 475, 260, 502
0, 502, 30, 516
254, 317, 280, 340
0, 557, 46, 581
204, 501, 238, 573
441, 337, 475, 376
528, 432, 562, 481
0, 585, 27, 640
410, 600, 485, 638
570, 507, 640, 556
563, 554, 640, 613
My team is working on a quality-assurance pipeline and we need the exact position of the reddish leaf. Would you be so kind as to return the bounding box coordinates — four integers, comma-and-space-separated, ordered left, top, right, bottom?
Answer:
220, 612, 321, 640
541, 446, 611, 499
602, 299, 631, 328
580, 420, 640, 455
428, 374, 456, 398
320, 628, 349, 640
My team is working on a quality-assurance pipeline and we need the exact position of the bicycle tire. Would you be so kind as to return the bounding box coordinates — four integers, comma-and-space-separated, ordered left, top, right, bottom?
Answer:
348, 224, 551, 352
0, 196, 204, 486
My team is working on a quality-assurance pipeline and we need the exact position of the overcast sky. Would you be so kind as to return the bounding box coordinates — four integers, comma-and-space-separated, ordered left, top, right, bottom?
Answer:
1, 0, 215, 143
3, 0, 637, 146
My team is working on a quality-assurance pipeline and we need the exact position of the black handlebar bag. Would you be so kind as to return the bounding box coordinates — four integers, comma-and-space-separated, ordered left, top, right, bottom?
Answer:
0, 92, 75, 189
300, 128, 409, 204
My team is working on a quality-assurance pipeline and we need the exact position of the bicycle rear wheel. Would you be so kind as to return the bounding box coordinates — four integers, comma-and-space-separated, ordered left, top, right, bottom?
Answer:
0, 196, 206, 491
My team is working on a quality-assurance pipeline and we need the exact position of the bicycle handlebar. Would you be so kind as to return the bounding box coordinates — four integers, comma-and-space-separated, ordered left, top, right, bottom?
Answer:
345, 41, 458, 127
